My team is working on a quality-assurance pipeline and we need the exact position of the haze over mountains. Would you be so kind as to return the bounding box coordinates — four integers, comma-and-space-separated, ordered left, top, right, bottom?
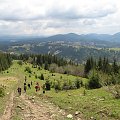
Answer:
0, 32, 120, 43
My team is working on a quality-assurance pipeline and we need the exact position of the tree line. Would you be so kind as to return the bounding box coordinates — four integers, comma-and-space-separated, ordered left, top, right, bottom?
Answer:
16, 54, 74, 69
0, 52, 12, 72
84, 56, 119, 75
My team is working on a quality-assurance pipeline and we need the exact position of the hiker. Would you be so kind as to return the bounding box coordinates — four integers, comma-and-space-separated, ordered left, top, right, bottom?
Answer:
28, 83, 31, 89
24, 82, 26, 86
17, 87, 21, 96
35, 82, 40, 92
42, 83, 46, 94
24, 84, 27, 93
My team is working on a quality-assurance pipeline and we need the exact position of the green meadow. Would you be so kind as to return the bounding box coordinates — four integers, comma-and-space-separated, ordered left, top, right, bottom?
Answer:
0, 61, 120, 120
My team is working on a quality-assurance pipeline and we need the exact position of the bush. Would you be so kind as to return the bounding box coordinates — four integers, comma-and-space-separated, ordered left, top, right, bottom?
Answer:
38, 75, 41, 79
45, 80, 51, 90
87, 75, 102, 89
17, 60, 23, 65
25, 66, 32, 73
62, 82, 70, 91
0, 87, 5, 97
40, 74, 44, 80
64, 71, 67, 74
108, 85, 120, 99
35, 75, 37, 79
75, 79, 83, 89
38, 66, 41, 70
54, 81, 61, 91
103, 74, 120, 86
29, 74, 31, 77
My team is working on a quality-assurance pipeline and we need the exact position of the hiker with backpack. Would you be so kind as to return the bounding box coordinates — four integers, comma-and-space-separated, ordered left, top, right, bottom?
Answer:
17, 87, 21, 96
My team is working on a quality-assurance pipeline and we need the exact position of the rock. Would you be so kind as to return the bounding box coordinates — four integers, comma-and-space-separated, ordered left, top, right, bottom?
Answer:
77, 118, 82, 120
99, 98, 105, 101
67, 114, 73, 119
32, 99, 35, 103
21, 108, 24, 110
68, 93, 71, 96
32, 96, 35, 99
50, 114, 56, 118
40, 105, 43, 107
75, 111, 80, 115
28, 96, 32, 100
69, 107, 72, 110
90, 116, 96, 120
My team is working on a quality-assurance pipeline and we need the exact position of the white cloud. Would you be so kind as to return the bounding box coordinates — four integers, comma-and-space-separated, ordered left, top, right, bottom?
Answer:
0, 0, 119, 35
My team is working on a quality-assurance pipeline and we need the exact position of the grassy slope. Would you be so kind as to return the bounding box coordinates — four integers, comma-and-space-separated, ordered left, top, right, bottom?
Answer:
0, 61, 120, 120
0, 63, 18, 116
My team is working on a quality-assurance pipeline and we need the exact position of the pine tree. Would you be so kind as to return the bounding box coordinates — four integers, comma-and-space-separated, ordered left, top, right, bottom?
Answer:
44, 62, 49, 70
84, 58, 92, 75
112, 59, 119, 74
97, 57, 102, 71
41, 74, 44, 80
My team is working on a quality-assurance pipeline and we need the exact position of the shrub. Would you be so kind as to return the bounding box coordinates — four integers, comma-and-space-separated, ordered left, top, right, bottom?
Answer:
0, 87, 5, 97
104, 75, 120, 86
54, 81, 61, 91
87, 75, 102, 89
17, 60, 23, 65
40, 74, 44, 80
75, 79, 83, 89
108, 85, 120, 99
62, 82, 70, 91
25, 66, 32, 73
64, 71, 67, 74
45, 80, 51, 90
35, 75, 37, 79
38, 66, 41, 70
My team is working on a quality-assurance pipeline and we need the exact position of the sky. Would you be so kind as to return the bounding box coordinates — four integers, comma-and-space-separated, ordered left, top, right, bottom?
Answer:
0, 0, 120, 36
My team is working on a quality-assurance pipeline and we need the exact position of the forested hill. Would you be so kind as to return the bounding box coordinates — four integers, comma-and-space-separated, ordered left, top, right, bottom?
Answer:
0, 52, 12, 72
1, 32, 120, 64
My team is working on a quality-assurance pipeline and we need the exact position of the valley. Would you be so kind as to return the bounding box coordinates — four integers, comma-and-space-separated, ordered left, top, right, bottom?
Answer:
1, 33, 120, 63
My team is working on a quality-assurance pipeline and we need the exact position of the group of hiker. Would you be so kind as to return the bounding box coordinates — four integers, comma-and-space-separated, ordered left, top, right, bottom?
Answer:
17, 76, 45, 96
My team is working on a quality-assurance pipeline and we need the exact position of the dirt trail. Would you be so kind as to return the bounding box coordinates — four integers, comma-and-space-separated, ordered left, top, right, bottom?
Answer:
19, 94, 66, 120
1, 92, 66, 120
11, 93, 66, 120
0, 75, 79, 120
21, 95, 52, 120
0, 92, 14, 120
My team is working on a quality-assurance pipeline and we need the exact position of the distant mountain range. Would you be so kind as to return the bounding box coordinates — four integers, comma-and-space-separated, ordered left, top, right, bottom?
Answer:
44, 32, 120, 42
0, 32, 120, 43
1, 32, 120, 63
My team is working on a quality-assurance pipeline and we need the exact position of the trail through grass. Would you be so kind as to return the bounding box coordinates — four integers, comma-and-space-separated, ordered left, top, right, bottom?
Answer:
0, 61, 120, 120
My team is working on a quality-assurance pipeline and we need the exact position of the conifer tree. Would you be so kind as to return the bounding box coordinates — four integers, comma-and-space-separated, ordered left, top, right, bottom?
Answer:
112, 59, 119, 74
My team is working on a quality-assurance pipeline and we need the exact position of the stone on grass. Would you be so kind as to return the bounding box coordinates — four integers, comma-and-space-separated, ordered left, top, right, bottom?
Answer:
75, 111, 80, 115
67, 114, 73, 119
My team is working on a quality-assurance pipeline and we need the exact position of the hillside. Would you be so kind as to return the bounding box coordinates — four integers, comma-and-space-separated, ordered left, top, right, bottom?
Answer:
1, 33, 120, 63
0, 60, 120, 120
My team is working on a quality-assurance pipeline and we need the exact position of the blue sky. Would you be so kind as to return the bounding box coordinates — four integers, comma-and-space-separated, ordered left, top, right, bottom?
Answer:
0, 0, 120, 36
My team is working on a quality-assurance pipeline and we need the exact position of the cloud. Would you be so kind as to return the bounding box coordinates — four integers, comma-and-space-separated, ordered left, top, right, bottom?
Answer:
0, 0, 119, 35
0, 0, 117, 21
47, 5, 116, 20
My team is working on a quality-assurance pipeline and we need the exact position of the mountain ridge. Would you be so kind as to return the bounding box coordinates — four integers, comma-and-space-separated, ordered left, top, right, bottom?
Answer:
0, 32, 120, 42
